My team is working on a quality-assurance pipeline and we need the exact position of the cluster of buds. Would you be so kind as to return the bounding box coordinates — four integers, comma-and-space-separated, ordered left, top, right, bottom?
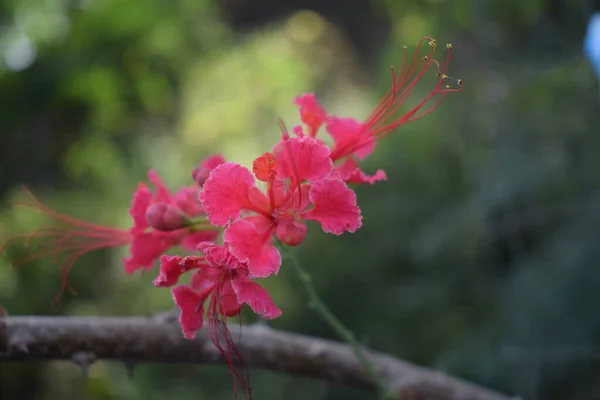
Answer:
1, 37, 461, 399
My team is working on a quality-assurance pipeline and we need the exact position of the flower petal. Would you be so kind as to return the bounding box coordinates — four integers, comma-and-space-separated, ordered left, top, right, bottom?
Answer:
293, 93, 327, 137
272, 136, 332, 184
172, 285, 209, 339
232, 276, 282, 319
180, 230, 219, 252
220, 280, 242, 317
129, 183, 152, 234
148, 170, 173, 203
154, 255, 209, 287
203, 244, 243, 270
123, 232, 170, 273
174, 187, 204, 217
302, 178, 363, 234
275, 220, 307, 246
332, 158, 387, 185
190, 266, 221, 292
292, 125, 305, 138
154, 255, 186, 287
199, 163, 262, 226
327, 117, 374, 160
224, 218, 281, 278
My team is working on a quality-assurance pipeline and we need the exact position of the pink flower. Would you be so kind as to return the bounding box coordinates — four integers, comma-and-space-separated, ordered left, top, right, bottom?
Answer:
2, 164, 221, 301
165, 245, 281, 398
294, 37, 461, 184
124, 170, 219, 274
200, 136, 362, 277
327, 38, 461, 162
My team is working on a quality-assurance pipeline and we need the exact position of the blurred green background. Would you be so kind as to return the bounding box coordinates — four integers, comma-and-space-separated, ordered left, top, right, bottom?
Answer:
1, 0, 600, 399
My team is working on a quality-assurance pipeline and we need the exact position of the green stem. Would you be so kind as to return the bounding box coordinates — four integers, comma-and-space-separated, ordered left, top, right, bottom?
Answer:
285, 250, 394, 399
187, 218, 221, 231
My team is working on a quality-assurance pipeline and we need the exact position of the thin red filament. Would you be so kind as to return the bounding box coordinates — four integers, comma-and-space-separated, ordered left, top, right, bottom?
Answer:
206, 279, 252, 399
1, 187, 131, 304
330, 37, 462, 161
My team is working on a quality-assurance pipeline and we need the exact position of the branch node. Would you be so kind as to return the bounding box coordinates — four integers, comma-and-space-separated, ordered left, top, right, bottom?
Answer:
8, 338, 29, 354
72, 350, 97, 377
123, 359, 136, 380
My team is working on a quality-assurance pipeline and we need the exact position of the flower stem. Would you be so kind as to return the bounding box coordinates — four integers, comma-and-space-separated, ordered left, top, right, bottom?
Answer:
284, 250, 394, 399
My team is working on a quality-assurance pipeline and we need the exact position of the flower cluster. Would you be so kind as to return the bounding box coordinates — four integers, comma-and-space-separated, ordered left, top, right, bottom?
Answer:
1, 37, 461, 399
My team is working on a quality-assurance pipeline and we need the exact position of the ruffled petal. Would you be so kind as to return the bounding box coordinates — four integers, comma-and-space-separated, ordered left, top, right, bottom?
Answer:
153, 255, 209, 287
123, 232, 170, 273
224, 218, 281, 278
302, 178, 363, 234
129, 183, 152, 234
153, 255, 185, 287
203, 244, 243, 270
272, 136, 332, 184
174, 187, 204, 217
172, 285, 209, 339
199, 163, 261, 226
148, 170, 173, 203
231, 275, 282, 319
332, 158, 387, 185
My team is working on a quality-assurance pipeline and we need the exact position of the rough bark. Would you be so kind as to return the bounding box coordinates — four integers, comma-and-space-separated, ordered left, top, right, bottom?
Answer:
0, 312, 511, 400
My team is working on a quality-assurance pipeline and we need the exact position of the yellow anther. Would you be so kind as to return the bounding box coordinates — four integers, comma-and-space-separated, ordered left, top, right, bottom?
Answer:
445, 84, 450, 89
402, 45, 408, 50
446, 43, 453, 49
441, 74, 448, 79
428, 40, 437, 49
423, 56, 429, 61
457, 79, 463, 86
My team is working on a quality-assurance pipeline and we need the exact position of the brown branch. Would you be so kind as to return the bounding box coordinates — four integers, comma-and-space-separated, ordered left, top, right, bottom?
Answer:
0, 313, 511, 400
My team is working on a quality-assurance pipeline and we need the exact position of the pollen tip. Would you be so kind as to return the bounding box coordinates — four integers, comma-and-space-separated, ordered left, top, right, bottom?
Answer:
446, 43, 453, 49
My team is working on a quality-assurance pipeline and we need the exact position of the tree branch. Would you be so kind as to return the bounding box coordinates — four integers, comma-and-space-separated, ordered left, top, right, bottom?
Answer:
0, 313, 510, 400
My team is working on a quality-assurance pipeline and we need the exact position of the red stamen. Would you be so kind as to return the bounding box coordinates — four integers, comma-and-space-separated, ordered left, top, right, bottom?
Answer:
206, 281, 252, 399
1, 187, 132, 303
330, 38, 462, 161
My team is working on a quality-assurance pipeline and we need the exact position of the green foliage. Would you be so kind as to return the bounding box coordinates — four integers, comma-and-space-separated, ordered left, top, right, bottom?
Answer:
2, 0, 600, 399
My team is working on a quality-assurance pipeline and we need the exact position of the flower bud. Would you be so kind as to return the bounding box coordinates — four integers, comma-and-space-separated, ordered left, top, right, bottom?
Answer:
192, 154, 226, 186
145, 203, 188, 232
191, 167, 210, 187
275, 220, 307, 246
252, 152, 277, 182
